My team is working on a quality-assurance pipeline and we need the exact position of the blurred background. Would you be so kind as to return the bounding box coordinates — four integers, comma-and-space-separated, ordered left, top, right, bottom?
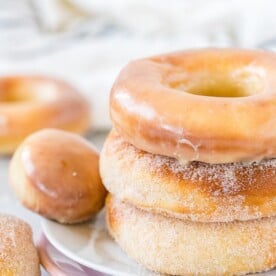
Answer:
1, 0, 276, 129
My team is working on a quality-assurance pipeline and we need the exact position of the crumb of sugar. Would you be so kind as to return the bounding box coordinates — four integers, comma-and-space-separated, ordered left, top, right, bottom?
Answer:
141, 150, 276, 196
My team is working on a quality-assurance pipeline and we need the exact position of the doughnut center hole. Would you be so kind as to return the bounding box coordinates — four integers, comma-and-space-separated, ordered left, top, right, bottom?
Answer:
188, 78, 249, 97
172, 68, 265, 98
0, 81, 58, 103
0, 92, 33, 102
0, 87, 37, 103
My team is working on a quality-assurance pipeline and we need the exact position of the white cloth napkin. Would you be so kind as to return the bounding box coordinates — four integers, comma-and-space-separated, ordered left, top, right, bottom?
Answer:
0, 0, 276, 129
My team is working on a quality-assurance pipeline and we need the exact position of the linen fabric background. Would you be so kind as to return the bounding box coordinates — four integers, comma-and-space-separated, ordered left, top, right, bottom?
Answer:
0, 0, 275, 129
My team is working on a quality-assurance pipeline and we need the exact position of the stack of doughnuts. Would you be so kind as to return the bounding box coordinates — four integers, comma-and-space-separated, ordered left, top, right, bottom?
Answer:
100, 49, 276, 275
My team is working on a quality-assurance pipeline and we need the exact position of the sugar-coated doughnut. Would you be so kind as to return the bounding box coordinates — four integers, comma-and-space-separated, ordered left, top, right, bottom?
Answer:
100, 130, 276, 222
0, 214, 40, 276
110, 48, 276, 164
10, 129, 107, 224
0, 76, 90, 154
106, 195, 276, 276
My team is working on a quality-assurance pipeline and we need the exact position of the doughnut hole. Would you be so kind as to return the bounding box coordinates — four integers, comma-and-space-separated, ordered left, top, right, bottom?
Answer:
171, 68, 265, 98
156, 50, 268, 98
9, 129, 107, 224
0, 78, 59, 102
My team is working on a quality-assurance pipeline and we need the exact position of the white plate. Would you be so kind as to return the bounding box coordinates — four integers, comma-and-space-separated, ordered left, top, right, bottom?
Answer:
41, 210, 153, 276
42, 210, 275, 276
37, 233, 104, 276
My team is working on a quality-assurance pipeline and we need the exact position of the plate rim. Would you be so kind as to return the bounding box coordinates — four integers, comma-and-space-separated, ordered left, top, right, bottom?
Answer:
41, 217, 275, 276
41, 218, 135, 276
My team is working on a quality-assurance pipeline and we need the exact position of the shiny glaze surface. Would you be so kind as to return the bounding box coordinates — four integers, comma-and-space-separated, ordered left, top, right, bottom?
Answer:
10, 129, 107, 223
110, 48, 276, 163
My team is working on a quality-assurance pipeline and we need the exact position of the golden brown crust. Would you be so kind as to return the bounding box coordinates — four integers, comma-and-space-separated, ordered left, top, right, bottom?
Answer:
0, 214, 40, 276
0, 76, 91, 154
110, 48, 276, 164
106, 195, 276, 276
100, 130, 276, 222
10, 129, 107, 224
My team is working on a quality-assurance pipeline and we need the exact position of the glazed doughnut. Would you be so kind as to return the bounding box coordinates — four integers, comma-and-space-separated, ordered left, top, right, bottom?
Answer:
0, 76, 90, 154
106, 195, 276, 276
100, 130, 276, 222
10, 129, 107, 224
110, 48, 276, 164
0, 214, 40, 276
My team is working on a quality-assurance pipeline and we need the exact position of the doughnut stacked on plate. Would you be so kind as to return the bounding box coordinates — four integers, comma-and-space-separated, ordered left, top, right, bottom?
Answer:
100, 49, 276, 275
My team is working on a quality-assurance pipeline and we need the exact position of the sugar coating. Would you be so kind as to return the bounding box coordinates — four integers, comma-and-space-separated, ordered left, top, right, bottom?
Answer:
0, 214, 39, 276
113, 133, 276, 196
102, 132, 276, 222
107, 196, 276, 275
146, 155, 276, 196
